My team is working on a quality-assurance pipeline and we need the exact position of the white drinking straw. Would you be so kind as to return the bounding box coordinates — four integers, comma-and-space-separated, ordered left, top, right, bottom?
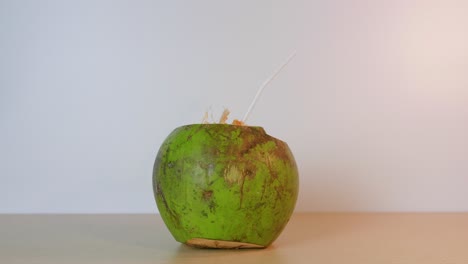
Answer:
241, 51, 297, 123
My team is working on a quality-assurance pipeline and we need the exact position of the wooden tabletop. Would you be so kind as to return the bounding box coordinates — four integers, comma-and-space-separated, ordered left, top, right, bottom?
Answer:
1, 213, 468, 264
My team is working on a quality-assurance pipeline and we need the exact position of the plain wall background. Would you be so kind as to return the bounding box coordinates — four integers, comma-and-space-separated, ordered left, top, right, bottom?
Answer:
1, 0, 467, 213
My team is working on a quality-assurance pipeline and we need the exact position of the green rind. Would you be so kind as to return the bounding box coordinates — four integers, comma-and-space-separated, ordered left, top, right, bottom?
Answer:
153, 124, 299, 247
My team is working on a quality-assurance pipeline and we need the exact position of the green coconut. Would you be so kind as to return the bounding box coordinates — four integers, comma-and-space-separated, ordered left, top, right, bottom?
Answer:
153, 124, 299, 248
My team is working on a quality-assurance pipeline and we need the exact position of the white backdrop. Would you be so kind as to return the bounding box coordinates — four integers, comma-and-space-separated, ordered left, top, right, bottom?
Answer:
1, 0, 467, 213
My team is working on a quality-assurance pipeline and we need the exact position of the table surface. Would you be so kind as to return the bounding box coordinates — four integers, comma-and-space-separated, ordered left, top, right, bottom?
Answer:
1, 213, 468, 264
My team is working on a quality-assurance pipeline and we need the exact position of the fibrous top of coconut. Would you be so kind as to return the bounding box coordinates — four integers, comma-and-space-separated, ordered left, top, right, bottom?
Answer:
201, 108, 245, 126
